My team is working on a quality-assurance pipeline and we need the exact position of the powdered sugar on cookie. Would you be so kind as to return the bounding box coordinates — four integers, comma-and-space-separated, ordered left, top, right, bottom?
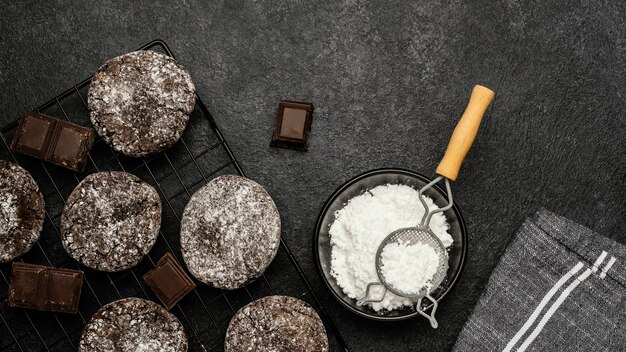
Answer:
180, 175, 281, 290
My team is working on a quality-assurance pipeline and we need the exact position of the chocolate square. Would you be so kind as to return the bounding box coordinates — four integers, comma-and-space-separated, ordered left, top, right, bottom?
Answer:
8, 263, 83, 314
144, 253, 196, 310
11, 112, 95, 173
46, 270, 83, 313
270, 100, 313, 151
8, 263, 47, 309
49, 123, 95, 172
11, 113, 56, 158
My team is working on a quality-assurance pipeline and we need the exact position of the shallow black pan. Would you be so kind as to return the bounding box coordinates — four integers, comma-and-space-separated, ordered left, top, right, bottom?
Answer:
314, 168, 467, 321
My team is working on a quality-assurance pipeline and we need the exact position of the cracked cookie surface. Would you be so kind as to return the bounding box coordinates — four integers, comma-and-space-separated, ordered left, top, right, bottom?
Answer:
79, 297, 187, 352
180, 175, 281, 290
61, 171, 161, 272
225, 295, 329, 352
0, 160, 44, 263
88, 50, 196, 157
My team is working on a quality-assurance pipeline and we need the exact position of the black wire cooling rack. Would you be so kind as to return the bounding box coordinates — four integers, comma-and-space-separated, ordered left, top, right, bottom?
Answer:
0, 40, 348, 352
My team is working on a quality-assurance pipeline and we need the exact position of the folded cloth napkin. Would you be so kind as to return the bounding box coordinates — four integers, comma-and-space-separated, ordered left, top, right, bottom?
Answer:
452, 208, 626, 352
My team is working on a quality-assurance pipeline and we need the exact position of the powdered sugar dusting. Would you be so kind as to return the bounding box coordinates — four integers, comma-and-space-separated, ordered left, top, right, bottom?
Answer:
0, 193, 18, 235
380, 241, 440, 295
0, 160, 45, 263
180, 175, 281, 290
78, 297, 187, 352
88, 50, 196, 157
61, 171, 161, 272
225, 295, 329, 352
329, 183, 452, 311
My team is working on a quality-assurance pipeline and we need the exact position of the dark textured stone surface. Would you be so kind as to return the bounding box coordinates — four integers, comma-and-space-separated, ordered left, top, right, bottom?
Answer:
0, 1, 624, 351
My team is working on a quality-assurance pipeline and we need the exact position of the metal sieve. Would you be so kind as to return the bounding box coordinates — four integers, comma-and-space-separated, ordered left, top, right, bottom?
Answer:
356, 85, 495, 328
356, 177, 452, 328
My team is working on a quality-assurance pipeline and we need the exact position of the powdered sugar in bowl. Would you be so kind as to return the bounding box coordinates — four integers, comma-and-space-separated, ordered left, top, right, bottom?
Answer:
314, 168, 467, 321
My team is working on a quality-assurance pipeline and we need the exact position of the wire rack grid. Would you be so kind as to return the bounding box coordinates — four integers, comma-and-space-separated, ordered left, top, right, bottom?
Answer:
0, 40, 348, 352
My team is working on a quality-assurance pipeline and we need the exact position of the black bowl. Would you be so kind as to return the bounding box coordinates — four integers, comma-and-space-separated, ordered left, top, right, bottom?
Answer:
314, 168, 467, 321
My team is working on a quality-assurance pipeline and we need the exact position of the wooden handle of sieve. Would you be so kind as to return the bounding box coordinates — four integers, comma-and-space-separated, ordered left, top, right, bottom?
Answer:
436, 84, 495, 181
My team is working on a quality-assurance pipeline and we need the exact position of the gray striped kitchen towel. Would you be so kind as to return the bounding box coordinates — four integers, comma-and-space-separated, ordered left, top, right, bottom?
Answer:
453, 208, 626, 351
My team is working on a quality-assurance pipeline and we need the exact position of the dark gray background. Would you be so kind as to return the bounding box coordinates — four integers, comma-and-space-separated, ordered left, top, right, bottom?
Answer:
1, 0, 624, 351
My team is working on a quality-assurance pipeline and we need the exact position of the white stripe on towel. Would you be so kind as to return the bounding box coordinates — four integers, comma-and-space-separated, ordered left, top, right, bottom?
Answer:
591, 251, 608, 273
599, 257, 616, 279
502, 262, 584, 352
517, 268, 593, 352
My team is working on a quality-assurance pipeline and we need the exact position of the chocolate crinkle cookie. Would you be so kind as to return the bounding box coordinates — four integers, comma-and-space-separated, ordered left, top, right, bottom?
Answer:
225, 295, 329, 352
88, 50, 196, 157
0, 161, 45, 263
79, 297, 187, 352
61, 171, 161, 272
180, 175, 281, 290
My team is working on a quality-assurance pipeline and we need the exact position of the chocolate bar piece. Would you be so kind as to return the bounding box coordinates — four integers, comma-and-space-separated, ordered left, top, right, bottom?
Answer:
270, 100, 313, 151
144, 253, 195, 309
8, 263, 83, 314
11, 112, 95, 172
